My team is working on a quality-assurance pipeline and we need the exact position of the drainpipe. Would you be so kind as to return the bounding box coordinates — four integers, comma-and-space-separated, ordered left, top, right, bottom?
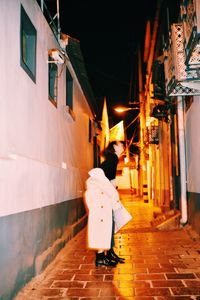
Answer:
57, 0, 61, 39
177, 97, 187, 224
41, 0, 44, 12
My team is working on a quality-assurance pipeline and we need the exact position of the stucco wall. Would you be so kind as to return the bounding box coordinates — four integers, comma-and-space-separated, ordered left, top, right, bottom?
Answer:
0, 0, 94, 298
185, 96, 200, 193
185, 96, 200, 232
0, 0, 93, 216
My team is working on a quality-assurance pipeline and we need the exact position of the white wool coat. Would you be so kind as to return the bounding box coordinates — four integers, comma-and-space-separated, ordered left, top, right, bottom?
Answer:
84, 168, 121, 250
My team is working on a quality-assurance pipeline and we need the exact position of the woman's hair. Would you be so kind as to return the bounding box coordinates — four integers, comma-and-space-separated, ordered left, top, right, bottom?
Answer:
101, 141, 125, 158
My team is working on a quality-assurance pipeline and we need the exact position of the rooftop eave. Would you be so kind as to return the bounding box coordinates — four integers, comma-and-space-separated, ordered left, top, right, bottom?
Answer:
65, 37, 100, 120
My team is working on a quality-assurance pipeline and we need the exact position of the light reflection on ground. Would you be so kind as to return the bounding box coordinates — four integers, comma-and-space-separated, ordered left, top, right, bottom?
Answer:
112, 191, 156, 298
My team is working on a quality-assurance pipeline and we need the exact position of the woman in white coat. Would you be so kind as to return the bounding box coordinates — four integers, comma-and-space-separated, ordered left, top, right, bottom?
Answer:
84, 142, 132, 267
99, 141, 126, 264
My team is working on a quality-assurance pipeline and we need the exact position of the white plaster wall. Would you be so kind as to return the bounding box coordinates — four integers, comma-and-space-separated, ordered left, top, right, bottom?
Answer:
116, 168, 131, 189
185, 95, 200, 193
0, 0, 94, 216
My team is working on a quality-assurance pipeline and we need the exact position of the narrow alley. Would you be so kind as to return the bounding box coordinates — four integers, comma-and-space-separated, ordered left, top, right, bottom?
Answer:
2, 1, 200, 300
14, 193, 200, 300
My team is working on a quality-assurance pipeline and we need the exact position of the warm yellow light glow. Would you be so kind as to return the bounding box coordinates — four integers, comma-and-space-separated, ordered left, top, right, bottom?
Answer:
124, 156, 129, 164
115, 107, 131, 112
115, 107, 140, 113
110, 120, 125, 142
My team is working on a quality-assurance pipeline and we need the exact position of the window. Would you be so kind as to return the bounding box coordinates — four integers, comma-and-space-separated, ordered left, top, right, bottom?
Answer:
66, 68, 73, 109
48, 57, 58, 107
20, 5, 37, 82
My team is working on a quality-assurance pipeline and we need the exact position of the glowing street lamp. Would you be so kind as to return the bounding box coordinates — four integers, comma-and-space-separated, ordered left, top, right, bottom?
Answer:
114, 106, 140, 113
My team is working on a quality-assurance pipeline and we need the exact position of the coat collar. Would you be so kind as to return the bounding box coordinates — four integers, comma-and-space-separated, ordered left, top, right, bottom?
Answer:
88, 168, 105, 179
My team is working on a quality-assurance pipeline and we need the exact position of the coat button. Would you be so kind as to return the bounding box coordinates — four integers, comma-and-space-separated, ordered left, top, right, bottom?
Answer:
101, 205, 103, 208
101, 192, 104, 194
100, 219, 103, 222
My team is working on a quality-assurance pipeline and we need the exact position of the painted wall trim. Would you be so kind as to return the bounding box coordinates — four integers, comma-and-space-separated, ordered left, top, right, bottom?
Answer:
187, 191, 200, 235
0, 197, 87, 300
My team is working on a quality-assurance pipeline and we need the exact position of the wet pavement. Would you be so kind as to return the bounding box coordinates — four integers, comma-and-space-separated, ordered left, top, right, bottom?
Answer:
14, 193, 200, 299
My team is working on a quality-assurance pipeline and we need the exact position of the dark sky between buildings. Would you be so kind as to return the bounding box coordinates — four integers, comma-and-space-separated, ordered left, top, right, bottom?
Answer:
59, 1, 157, 117
45, 0, 180, 127
58, 0, 180, 122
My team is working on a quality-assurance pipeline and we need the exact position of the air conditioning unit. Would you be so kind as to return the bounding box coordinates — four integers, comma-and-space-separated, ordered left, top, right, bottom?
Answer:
48, 49, 65, 64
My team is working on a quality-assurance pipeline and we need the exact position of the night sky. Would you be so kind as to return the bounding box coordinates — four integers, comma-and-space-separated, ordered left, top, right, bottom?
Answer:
45, 0, 180, 129
58, 0, 157, 121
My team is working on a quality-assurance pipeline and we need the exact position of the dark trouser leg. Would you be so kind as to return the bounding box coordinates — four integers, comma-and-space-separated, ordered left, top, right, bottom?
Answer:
107, 212, 125, 263
111, 212, 115, 248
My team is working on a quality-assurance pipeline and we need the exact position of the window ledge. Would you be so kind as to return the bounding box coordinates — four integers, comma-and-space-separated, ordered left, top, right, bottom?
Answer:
64, 105, 76, 121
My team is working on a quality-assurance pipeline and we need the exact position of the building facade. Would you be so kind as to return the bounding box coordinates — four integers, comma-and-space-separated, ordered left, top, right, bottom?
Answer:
0, 0, 99, 298
141, 0, 200, 232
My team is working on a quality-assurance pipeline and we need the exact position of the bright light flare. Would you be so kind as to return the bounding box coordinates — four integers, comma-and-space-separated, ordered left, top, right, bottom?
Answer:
115, 107, 132, 113
114, 107, 140, 113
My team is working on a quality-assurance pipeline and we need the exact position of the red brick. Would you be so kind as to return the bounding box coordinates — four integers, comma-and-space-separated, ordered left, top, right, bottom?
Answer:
74, 274, 103, 281
66, 288, 100, 297
171, 287, 200, 295
135, 287, 171, 296
166, 273, 196, 279
51, 280, 84, 288
184, 280, 200, 287
135, 274, 166, 280
152, 280, 184, 287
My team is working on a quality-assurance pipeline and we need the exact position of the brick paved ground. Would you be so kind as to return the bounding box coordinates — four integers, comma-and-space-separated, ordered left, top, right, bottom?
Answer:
14, 193, 200, 300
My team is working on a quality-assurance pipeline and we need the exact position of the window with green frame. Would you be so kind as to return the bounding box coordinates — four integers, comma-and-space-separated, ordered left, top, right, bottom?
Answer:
20, 5, 37, 82
48, 57, 58, 107
66, 68, 73, 109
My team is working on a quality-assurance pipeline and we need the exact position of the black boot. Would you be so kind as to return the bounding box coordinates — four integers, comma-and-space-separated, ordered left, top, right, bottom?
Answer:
107, 248, 125, 264
95, 252, 117, 267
